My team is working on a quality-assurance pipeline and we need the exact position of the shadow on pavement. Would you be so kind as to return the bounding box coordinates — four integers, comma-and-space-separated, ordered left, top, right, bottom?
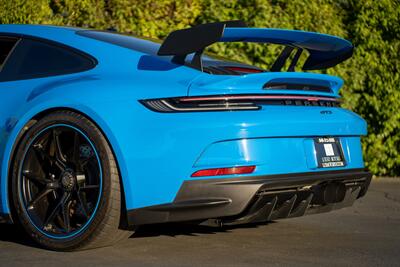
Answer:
133, 221, 274, 238
0, 220, 274, 248
0, 223, 40, 248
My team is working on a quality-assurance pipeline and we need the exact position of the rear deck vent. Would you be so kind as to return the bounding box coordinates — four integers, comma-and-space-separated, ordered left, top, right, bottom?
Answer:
264, 78, 332, 93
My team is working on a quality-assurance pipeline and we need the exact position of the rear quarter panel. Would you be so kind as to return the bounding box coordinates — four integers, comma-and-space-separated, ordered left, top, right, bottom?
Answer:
0, 65, 197, 214
0, 70, 368, 213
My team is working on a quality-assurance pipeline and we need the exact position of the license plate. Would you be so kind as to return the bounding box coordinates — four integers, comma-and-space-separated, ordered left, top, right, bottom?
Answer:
314, 137, 346, 168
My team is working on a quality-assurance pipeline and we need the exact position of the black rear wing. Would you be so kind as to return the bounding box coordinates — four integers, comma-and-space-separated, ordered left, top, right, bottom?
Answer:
158, 21, 354, 72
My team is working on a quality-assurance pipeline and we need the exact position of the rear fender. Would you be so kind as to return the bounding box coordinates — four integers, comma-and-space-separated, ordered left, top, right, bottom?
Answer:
0, 101, 131, 215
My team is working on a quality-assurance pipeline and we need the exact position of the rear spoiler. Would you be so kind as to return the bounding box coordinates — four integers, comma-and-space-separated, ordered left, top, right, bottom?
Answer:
158, 21, 353, 72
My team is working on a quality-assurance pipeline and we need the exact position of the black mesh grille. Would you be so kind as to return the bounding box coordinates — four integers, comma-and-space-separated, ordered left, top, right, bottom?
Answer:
264, 78, 333, 93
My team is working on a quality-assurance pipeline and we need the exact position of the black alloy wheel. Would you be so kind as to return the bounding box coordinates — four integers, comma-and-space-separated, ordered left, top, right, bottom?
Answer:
11, 111, 133, 250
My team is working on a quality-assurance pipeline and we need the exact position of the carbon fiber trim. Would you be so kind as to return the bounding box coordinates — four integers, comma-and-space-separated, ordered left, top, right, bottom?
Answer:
127, 169, 372, 226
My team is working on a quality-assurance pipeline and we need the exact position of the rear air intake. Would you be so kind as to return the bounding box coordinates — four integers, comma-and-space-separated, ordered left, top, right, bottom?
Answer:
140, 95, 340, 113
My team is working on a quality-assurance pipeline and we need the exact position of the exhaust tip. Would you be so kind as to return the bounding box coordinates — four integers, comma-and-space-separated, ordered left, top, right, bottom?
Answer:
313, 182, 347, 205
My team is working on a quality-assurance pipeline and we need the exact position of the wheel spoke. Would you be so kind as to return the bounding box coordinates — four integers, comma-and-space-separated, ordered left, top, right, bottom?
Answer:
80, 158, 88, 169
33, 143, 53, 174
43, 192, 69, 228
52, 129, 67, 168
61, 201, 71, 232
80, 156, 93, 169
76, 192, 89, 219
54, 159, 66, 171
27, 188, 53, 210
22, 170, 50, 185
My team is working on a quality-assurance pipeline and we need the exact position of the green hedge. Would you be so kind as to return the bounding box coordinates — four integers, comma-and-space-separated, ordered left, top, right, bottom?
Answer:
1, 0, 399, 176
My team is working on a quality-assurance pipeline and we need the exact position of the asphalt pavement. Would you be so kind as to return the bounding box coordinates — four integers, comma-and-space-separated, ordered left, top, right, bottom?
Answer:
0, 178, 399, 267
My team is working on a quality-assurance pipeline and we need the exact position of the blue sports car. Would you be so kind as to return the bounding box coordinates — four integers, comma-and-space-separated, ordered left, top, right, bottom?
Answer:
0, 21, 371, 250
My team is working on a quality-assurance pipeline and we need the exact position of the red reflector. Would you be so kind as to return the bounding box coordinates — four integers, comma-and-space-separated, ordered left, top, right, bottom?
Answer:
191, 166, 256, 177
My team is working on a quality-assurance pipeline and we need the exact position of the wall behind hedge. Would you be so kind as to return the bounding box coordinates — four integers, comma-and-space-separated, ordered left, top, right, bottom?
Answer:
0, 0, 399, 176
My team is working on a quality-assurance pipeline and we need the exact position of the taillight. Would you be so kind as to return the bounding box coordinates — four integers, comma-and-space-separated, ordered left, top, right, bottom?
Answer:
140, 94, 340, 113
191, 166, 256, 177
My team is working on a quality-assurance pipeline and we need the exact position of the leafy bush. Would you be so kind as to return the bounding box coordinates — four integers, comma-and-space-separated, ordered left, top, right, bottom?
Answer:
0, 0, 398, 176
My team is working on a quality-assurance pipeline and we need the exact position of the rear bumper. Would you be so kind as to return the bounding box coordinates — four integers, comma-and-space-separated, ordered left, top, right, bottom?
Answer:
127, 168, 371, 226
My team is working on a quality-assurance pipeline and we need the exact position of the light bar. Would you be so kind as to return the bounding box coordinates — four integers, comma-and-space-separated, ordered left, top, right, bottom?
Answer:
191, 166, 256, 177
180, 95, 338, 102
140, 94, 340, 113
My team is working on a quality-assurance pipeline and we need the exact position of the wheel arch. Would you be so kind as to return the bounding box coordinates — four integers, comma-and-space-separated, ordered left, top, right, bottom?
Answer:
2, 105, 131, 227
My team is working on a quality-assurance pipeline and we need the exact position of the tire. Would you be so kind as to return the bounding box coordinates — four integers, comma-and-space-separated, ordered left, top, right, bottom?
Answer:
11, 111, 133, 251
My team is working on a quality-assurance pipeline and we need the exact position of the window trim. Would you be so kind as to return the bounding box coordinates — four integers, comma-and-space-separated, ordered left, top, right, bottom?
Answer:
0, 36, 20, 73
0, 33, 98, 82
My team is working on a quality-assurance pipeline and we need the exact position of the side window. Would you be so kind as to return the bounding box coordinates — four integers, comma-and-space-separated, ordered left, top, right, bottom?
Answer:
1, 38, 96, 81
0, 37, 18, 70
